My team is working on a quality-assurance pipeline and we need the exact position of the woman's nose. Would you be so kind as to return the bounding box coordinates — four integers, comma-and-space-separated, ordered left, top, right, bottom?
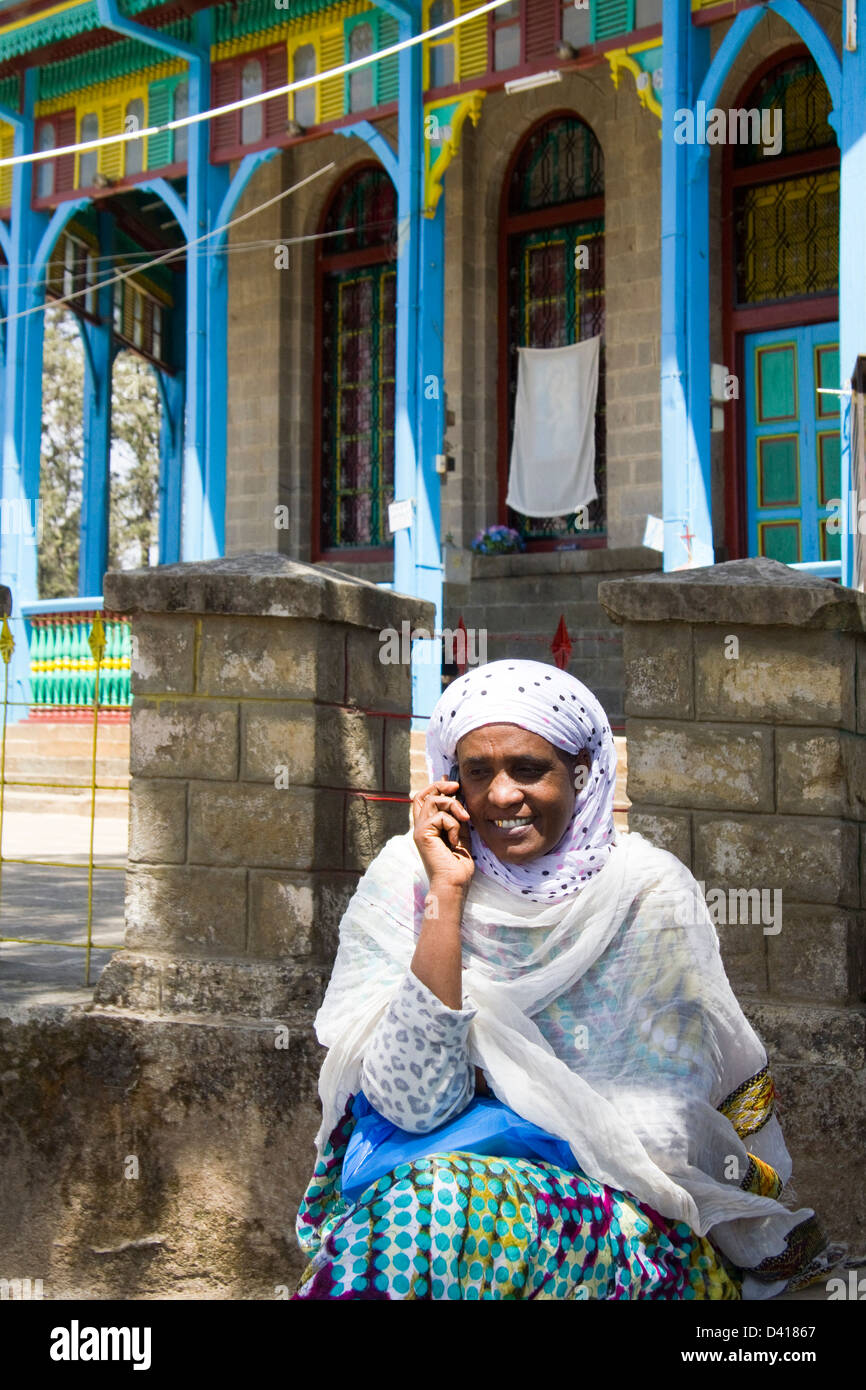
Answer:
486, 773, 524, 808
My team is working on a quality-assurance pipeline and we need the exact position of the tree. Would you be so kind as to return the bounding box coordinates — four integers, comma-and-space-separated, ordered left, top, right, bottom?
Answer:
109, 350, 160, 571
37, 306, 162, 597
38, 306, 84, 599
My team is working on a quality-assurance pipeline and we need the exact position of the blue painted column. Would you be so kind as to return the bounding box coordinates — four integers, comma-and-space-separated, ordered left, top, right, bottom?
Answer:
79, 211, 114, 594
385, 1, 443, 726
97, 0, 223, 560
660, 0, 710, 570
182, 12, 216, 560
413, 193, 445, 725
0, 72, 48, 720
838, 24, 866, 588
157, 369, 184, 565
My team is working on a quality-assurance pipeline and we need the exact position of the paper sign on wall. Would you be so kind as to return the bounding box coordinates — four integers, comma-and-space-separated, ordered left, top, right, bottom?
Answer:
643, 515, 665, 552
387, 499, 414, 533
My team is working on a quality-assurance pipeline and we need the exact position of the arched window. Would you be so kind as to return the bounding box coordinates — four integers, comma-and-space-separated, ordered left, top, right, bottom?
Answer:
173, 82, 189, 164
125, 98, 145, 176
37, 122, 55, 198
293, 44, 317, 127
501, 115, 605, 543
724, 53, 840, 565
78, 113, 98, 188
428, 0, 455, 88
349, 23, 374, 112
240, 59, 264, 145
316, 165, 397, 555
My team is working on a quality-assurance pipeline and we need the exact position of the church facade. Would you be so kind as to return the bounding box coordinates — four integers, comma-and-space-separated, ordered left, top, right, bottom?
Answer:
0, 0, 862, 725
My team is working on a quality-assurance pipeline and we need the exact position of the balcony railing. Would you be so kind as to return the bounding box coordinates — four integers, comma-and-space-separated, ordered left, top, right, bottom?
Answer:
20, 598, 131, 719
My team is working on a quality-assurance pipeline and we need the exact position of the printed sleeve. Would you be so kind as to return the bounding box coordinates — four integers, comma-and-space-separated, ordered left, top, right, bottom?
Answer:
360, 968, 477, 1134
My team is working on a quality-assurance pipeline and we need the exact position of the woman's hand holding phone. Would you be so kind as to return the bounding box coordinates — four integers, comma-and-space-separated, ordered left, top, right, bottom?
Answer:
411, 774, 474, 899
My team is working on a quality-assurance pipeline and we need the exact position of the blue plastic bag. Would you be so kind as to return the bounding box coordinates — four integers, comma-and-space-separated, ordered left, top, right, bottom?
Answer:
340, 1091, 578, 1206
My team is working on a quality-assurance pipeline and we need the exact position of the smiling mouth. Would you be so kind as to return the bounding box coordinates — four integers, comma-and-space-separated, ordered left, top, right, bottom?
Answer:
491, 816, 535, 830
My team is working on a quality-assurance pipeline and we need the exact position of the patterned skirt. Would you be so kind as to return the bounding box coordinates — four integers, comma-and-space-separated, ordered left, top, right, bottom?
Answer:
292, 1143, 742, 1301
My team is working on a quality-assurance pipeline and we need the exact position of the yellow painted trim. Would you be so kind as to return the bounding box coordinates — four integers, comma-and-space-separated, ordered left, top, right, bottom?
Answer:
422, 0, 457, 94
0, 0, 86, 41
35, 57, 185, 118
287, 32, 322, 125
212, 2, 373, 62
424, 88, 484, 219
606, 47, 662, 123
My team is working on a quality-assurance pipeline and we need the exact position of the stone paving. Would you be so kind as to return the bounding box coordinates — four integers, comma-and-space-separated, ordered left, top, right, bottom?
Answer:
0, 811, 126, 1015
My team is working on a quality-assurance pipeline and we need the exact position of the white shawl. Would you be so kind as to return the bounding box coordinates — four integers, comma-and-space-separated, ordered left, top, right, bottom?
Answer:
314, 827, 814, 1298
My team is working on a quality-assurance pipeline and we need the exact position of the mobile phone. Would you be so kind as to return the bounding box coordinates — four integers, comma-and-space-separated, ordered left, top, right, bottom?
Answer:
448, 763, 466, 809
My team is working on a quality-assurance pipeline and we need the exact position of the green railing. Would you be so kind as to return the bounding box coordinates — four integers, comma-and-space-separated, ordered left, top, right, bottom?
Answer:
22, 602, 132, 716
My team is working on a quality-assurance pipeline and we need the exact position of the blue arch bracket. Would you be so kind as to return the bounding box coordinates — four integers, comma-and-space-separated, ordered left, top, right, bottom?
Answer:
338, 121, 398, 186
211, 145, 283, 267
31, 198, 91, 303
693, 0, 841, 175
135, 177, 190, 240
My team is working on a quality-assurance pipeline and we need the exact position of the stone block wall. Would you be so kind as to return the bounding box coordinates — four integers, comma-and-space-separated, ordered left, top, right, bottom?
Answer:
445, 546, 661, 724
93, 554, 427, 1018
600, 557, 866, 1246
0, 556, 431, 1298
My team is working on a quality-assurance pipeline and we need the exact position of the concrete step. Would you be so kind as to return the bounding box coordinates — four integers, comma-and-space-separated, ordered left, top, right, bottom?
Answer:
1, 756, 130, 781
0, 786, 129, 819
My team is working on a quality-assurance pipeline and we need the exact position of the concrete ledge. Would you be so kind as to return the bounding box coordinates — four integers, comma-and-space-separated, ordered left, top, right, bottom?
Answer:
458, 545, 661, 580
104, 552, 435, 632
599, 557, 866, 630
0, 1006, 324, 1298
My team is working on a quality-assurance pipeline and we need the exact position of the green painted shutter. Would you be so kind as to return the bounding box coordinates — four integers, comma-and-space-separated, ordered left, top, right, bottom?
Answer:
146, 77, 175, 169
378, 14, 399, 104
591, 0, 635, 42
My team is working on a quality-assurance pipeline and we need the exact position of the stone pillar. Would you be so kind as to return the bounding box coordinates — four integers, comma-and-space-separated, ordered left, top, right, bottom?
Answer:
95, 553, 433, 1019
599, 557, 866, 1245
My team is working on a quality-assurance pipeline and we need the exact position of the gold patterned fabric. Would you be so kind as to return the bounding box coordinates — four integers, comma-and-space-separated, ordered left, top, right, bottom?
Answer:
717, 1065, 775, 1139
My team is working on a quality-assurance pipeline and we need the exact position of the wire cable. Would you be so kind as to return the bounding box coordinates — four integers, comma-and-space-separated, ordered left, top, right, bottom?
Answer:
0, 157, 334, 324
0, 0, 515, 169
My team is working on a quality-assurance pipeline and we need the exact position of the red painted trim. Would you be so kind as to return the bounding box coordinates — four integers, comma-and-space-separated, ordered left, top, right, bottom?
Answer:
31, 160, 188, 213
320, 243, 392, 273
720, 44, 840, 559
730, 297, 838, 334
729, 146, 839, 188
496, 109, 605, 540
310, 158, 396, 565
503, 195, 604, 235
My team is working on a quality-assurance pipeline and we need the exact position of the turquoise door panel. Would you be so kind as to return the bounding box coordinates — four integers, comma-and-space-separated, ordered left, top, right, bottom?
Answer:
743, 322, 840, 564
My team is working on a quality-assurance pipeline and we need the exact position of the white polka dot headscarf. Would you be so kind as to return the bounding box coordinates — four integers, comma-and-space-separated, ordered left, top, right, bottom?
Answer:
425, 659, 617, 903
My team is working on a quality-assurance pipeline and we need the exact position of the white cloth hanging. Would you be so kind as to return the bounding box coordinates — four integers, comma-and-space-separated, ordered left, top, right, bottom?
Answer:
506, 337, 600, 517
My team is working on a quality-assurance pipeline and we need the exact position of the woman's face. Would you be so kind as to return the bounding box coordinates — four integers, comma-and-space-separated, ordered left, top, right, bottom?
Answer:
455, 723, 590, 866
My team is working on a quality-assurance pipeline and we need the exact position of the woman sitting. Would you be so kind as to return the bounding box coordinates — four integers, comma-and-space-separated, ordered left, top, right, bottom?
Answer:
292, 660, 834, 1300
